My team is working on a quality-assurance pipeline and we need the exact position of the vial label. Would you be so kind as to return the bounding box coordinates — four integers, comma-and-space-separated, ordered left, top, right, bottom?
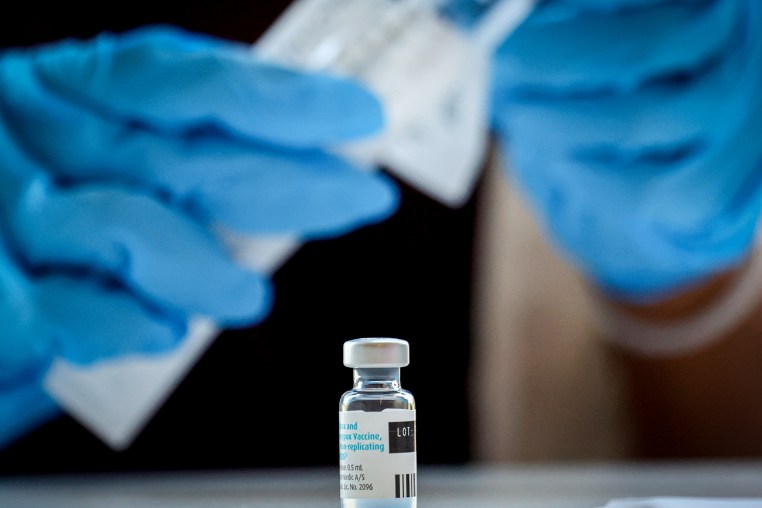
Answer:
339, 409, 416, 499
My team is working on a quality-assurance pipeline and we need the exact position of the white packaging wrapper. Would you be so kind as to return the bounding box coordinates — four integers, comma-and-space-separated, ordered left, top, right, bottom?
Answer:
44, 0, 535, 450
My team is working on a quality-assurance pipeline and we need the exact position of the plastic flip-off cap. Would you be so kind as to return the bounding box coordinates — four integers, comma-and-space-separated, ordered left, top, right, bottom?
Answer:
343, 338, 410, 368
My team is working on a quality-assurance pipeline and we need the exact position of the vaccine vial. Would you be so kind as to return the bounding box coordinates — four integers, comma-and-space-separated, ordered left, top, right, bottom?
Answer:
339, 338, 417, 508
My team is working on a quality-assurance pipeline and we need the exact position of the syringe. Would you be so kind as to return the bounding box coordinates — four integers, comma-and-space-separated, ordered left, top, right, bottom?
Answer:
43, 0, 536, 451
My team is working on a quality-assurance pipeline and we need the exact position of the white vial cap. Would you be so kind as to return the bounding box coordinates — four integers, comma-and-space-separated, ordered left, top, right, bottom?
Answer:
343, 338, 410, 368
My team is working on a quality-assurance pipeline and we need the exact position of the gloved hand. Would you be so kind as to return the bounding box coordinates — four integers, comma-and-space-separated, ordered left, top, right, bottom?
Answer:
491, 0, 762, 302
0, 26, 397, 446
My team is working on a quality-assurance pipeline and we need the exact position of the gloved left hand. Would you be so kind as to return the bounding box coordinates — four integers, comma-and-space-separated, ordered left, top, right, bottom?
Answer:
491, 0, 762, 302
0, 25, 398, 446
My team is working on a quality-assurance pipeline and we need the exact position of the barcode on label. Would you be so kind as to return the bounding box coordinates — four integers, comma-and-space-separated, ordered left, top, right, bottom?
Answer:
394, 473, 416, 498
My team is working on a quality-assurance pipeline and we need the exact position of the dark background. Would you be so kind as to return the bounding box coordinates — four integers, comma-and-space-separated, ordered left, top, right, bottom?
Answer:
0, 3, 481, 474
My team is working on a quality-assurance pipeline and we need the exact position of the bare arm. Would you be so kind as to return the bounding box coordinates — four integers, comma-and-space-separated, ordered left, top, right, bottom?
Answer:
599, 261, 762, 458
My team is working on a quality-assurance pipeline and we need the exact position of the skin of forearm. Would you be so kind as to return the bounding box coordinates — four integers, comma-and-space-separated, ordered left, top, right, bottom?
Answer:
598, 261, 762, 458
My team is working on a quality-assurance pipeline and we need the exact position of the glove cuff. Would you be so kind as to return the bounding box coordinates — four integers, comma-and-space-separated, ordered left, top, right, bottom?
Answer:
591, 243, 762, 358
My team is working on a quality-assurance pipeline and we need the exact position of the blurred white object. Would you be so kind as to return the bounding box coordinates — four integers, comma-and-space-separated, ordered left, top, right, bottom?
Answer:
259, 0, 508, 207
602, 499, 762, 508
44, 0, 535, 449
44, 319, 216, 450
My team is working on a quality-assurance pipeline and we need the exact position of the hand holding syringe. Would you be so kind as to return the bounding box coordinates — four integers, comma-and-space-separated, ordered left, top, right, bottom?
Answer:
43, 0, 536, 450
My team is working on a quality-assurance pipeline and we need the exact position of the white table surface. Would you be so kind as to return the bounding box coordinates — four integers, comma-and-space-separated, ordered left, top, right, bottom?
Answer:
1, 462, 761, 507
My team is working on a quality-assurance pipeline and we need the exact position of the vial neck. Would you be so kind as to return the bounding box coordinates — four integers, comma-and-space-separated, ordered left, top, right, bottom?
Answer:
353, 368, 401, 392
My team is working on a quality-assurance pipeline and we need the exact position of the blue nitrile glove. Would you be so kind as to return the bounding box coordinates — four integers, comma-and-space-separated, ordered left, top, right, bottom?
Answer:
491, 0, 762, 302
0, 229, 182, 446
0, 25, 398, 446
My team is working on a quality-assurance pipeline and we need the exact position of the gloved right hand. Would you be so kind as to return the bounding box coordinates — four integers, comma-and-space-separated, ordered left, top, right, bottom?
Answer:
0, 26, 398, 446
491, 0, 762, 303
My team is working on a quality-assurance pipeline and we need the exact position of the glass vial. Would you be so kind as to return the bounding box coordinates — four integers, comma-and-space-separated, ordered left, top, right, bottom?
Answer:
339, 338, 417, 508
